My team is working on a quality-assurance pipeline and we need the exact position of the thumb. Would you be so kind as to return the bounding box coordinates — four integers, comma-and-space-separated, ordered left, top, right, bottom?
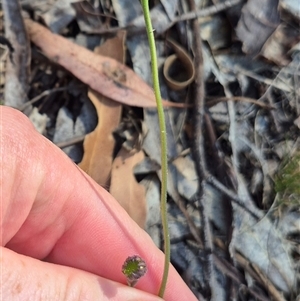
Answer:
2, 247, 163, 301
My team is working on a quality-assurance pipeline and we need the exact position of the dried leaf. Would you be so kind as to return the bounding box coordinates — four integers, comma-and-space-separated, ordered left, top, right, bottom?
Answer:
160, 0, 178, 21
79, 91, 121, 187
28, 107, 48, 134
3, 0, 31, 110
141, 176, 161, 248
71, 1, 103, 33
110, 148, 147, 228
231, 208, 297, 294
41, 0, 76, 33
172, 155, 198, 200
236, 0, 280, 55
79, 33, 125, 187
111, 0, 141, 27
163, 39, 195, 90
54, 105, 94, 163
260, 23, 300, 66
142, 108, 178, 165
199, 15, 231, 50
279, 0, 300, 21
24, 19, 185, 108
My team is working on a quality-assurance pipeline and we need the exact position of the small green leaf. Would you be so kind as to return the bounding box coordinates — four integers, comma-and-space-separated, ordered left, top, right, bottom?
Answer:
275, 152, 300, 197
122, 255, 147, 287
274, 151, 300, 209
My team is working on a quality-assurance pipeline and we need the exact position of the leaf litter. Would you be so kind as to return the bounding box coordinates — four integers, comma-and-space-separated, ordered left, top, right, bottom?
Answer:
79, 32, 124, 187
1, 0, 300, 300
110, 147, 147, 228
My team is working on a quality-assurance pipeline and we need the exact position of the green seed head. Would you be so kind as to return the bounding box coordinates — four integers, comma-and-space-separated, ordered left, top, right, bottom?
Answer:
122, 255, 147, 287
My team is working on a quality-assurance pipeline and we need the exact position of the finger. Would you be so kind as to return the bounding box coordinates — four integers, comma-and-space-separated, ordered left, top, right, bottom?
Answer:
1, 106, 197, 301
1, 247, 163, 301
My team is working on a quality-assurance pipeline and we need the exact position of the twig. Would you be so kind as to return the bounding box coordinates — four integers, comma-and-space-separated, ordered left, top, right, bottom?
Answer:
252, 264, 287, 301
206, 96, 275, 109
202, 43, 261, 216
235, 253, 287, 301
20, 87, 67, 112
0, 35, 14, 59
212, 252, 244, 284
265, 88, 284, 133
212, 253, 271, 301
187, 0, 214, 298
78, 1, 117, 20
85, 0, 242, 35
175, 0, 242, 23
207, 174, 261, 220
55, 134, 85, 149
170, 187, 204, 247
235, 66, 292, 92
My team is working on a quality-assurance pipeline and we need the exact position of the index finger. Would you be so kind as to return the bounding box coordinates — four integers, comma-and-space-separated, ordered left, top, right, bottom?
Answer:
1, 106, 197, 301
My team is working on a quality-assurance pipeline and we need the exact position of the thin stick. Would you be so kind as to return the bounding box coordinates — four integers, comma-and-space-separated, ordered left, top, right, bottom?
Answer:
175, 0, 241, 23
20, 87, 67, 112
87, 0, 241, 35
187, 0, 214, 296
141, 1, 170, 298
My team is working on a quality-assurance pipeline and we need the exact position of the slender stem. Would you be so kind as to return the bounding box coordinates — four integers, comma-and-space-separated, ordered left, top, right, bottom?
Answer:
141, 1, 170, 298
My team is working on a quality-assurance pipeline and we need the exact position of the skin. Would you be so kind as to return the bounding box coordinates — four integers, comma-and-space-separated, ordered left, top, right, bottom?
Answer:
0, 106, 198, 301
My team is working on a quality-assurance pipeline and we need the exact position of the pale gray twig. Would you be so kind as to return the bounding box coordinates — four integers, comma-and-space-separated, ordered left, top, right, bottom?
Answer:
85, 0, 242, 35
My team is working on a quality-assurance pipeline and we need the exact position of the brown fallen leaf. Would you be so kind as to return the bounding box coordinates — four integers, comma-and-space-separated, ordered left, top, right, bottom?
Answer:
24, 18, 186, 108
79, 33, 125, 187
163, 38, 195, 90
110, 148, 147, 228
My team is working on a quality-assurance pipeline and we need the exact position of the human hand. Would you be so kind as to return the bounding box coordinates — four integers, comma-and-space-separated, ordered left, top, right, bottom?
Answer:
1, 106, 197, 301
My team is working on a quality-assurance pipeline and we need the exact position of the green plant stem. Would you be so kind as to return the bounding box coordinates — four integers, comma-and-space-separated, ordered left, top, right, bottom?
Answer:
141, 1, 170, 298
